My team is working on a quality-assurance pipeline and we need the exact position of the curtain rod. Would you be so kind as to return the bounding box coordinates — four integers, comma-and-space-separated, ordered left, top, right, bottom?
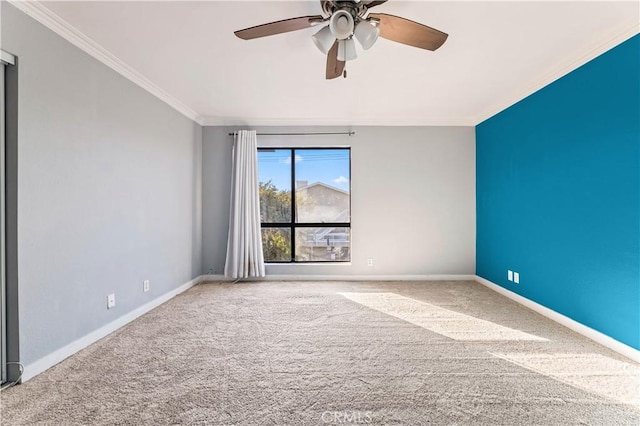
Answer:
228, 131, 355, 136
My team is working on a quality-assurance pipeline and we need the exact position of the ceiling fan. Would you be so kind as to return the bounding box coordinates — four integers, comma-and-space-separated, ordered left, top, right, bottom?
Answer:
234, 0, 448, 80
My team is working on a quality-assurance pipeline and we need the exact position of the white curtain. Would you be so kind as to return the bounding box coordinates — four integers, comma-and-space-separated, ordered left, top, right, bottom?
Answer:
224, 130, 265, 279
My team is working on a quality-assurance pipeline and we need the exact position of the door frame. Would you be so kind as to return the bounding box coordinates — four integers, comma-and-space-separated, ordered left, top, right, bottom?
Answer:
1, 49, 16, 384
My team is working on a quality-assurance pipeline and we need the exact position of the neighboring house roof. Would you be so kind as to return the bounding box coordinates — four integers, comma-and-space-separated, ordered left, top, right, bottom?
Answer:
296, 182, 349, 196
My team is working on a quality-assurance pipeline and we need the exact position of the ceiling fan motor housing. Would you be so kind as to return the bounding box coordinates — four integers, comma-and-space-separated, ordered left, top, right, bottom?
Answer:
322, 1, 366, 18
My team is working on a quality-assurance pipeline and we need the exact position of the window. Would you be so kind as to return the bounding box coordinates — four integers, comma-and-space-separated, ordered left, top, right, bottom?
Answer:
258, 148, 350, 262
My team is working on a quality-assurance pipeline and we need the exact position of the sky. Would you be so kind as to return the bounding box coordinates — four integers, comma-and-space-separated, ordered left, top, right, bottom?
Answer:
258, 149, 350, 192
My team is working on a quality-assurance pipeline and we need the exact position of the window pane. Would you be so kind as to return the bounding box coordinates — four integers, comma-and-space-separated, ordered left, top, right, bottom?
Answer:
261, 228, 291, 262
258, 150, 291, 223
295, 227, 350, 262
295, 149, 350, 223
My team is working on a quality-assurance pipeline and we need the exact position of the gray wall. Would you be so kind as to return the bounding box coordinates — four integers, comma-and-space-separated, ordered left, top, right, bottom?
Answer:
203, 126, 475, 276
2, 4, 202, 366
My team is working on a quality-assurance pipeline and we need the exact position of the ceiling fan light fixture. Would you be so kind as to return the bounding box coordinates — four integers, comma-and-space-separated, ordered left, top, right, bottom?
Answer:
312, 25, 336, 55
337, 38, 357, 62
329, 10, 355, 40
354, 20, 380, 50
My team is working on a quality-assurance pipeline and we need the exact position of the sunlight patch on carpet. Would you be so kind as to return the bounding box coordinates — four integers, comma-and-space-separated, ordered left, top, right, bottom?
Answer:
338, 292, 547, 341
492, 352, 640, 407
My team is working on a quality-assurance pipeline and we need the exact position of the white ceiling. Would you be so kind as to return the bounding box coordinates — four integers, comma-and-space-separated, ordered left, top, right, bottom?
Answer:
18, 1, 640, 125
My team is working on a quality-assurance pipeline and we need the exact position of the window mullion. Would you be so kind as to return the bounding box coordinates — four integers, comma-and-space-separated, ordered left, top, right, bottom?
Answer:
290, 148, 296, 262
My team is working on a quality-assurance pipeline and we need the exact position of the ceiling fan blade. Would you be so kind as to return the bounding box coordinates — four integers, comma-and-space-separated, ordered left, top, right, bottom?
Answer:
368, 13, 448, 51
363, 1, 388, 9
326, 41, 345, 80
235, 15, 325, 40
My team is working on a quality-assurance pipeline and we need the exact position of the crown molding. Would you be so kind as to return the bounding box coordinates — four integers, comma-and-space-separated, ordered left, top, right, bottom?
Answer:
9, 1, 637, 128
8, 0, 204, 125
200, 116, 477, 127
474, 21, 639, 124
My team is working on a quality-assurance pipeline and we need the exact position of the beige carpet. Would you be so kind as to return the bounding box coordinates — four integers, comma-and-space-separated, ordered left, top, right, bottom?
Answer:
1, 280, 639, 425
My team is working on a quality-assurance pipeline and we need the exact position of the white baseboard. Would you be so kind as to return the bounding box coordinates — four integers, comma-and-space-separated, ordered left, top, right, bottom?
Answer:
21, 275, 204, 382
201, 274, 476, 282
24, 273, 635, 383
475, 275, 640, 363
18, 273, 471, 381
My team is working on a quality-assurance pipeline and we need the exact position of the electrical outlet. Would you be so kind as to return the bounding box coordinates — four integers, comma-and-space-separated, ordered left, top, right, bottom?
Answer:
508, 270, 513, 281
514, 272, 520, 284
107, 293, 116, 309
367, 258, 373, 267
143, 280, 150, 292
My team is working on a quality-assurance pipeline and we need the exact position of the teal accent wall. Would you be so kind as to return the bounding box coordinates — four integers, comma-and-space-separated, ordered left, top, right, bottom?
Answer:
476, 35, 640, 349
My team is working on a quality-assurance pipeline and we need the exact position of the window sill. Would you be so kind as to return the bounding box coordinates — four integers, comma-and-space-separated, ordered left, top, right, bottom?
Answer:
265, 262, 352, 266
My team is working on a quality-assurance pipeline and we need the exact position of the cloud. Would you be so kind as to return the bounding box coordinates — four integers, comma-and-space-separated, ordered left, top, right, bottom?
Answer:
282, 154, 303, 164
333, 176, 349, 184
